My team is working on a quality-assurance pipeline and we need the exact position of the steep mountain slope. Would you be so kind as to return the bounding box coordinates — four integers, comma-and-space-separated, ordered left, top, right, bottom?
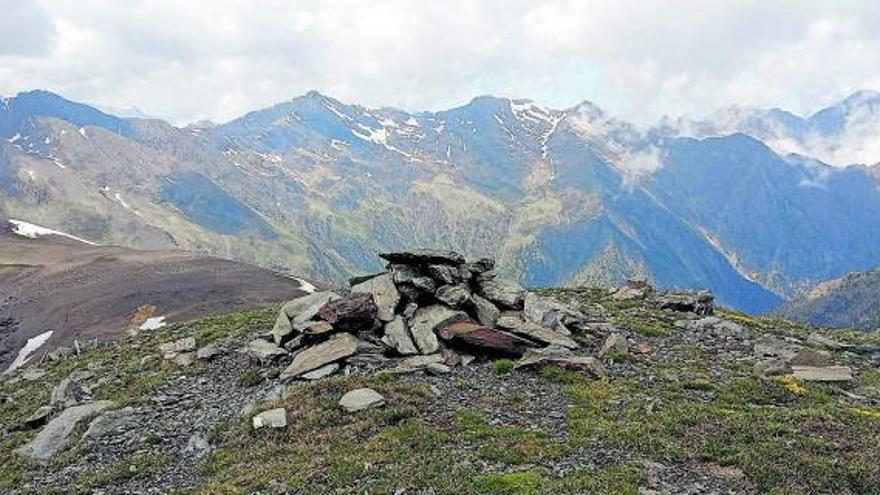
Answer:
776, 268, 880, 330
3, 89, 880, 313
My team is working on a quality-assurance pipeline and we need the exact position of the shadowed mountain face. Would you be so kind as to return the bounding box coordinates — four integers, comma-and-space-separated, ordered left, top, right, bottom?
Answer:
776, 268, 880, 330
4, 89, 880, 313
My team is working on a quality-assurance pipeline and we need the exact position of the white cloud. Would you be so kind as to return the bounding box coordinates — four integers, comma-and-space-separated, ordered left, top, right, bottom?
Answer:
1, 0, 879, 128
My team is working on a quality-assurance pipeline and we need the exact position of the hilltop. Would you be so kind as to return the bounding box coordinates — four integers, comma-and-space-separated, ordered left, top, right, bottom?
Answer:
1, 251, 878, 494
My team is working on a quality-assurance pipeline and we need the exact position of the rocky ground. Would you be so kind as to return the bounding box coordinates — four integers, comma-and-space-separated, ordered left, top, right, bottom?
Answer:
1, 251, 879, 494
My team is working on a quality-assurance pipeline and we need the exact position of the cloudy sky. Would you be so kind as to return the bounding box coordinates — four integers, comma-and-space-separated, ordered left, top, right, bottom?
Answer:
2, 0, 880, 126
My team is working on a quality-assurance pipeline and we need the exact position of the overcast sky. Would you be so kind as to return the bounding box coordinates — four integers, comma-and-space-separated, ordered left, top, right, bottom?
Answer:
2, 0, 879, 126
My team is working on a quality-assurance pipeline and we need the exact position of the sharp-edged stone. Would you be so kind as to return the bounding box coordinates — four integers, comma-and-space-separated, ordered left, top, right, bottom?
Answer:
496, 315, 579, 349
15, 400, 113, 462
280, 333, 360, 379
409, 305, 469, 354
471, 294, 500, 326
317, 293, 378, 333
339, 388, 385, 412
351, 273, 400, 322
381, 316, 419, 355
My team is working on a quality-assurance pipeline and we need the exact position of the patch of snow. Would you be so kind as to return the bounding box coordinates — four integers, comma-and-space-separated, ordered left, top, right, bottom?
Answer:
351, 123, 418, 161
43, 137, 51, 145
139, 316, 167, 331
295, 278, 317, 293
114, 193, 132, 210
78, 127, 87, 138
510, 100, 554, 126
405, 117, 419, 127
26, 170, 36, 180
51, 158, 66, 169
8, 133, 21, 143
3, 330, 53, 374
8, 219, 98, 245
324, 101, 352, 122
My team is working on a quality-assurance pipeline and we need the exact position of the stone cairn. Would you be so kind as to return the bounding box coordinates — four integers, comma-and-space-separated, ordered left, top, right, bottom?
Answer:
268, 249, 607, 381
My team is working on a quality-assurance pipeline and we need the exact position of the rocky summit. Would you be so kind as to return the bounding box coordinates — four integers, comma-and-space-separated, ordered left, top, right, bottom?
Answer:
1, 250, 879, 494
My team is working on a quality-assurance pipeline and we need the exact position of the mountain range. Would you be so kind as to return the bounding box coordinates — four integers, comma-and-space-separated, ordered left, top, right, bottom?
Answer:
3, 88, 880, 314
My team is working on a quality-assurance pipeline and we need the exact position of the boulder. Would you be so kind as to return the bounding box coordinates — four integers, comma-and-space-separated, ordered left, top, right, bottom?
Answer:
252, 408, 287, 429
496, 316, 579, 349
654, 291, 714, 315
301, 363, 340, 380
611, 279, 654, 300
185, 433, 213, 459
379, 250, 466, 266
436, 284, 471, 308
159, 337, 196, 357
82, 406, 136, 440
302, 321, 334, 336
274, 291, 341, 344
196, 343, 223, 361
789, 348, 834, 367
753, 339, 802, 361
339, 388, 385, 412
409, 305, 469, 354
172, 352, 196, 366
754, 359, 792, 377
791, 366, 853, 382
438, 322, 535, 357
51, 377, 91, 408
247, 339, 288, 360
428, 264, 461, 284
477, 273, 526, 309
463, 258, 495, 275
391, 264, 422, 285
410, 276, 438, 295
425, 363, 452, 375
599, 333, 630, 356
280, 333, 360, 379
515, 348, 606, 378
387, 353, 446, 374
381, 316, 419, 355
317, 293, 378, 333
351, 273, 400, 322
15, 400, 113, 462
470, 295, 500, 326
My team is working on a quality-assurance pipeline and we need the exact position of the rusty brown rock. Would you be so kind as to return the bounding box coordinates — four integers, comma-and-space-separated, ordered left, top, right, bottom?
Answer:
439, 322, 535, 357
317, 293, 378, 333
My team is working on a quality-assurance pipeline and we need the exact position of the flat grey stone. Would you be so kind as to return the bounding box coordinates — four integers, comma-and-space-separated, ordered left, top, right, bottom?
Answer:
82, 406, 136, 440
280, 333, 360, 379
381, 316, 418, 355
301, 363, 340, 380
274, 291, 341, 344
247, 339, 288, 360
792, 366, 853, 382
15, 400, 113, 462
252, 407, 287, 429
339, 388, 385, 412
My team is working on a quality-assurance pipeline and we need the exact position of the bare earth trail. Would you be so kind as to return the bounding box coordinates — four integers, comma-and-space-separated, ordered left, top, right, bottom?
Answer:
0, 234, 320, 372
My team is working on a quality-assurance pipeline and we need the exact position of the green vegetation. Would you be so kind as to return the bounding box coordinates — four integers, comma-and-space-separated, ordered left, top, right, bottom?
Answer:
491, 358, 515, 374
2, 296, 879, 494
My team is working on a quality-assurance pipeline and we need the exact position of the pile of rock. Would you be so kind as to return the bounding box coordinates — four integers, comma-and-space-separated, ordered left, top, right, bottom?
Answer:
266, 250, 602, 381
